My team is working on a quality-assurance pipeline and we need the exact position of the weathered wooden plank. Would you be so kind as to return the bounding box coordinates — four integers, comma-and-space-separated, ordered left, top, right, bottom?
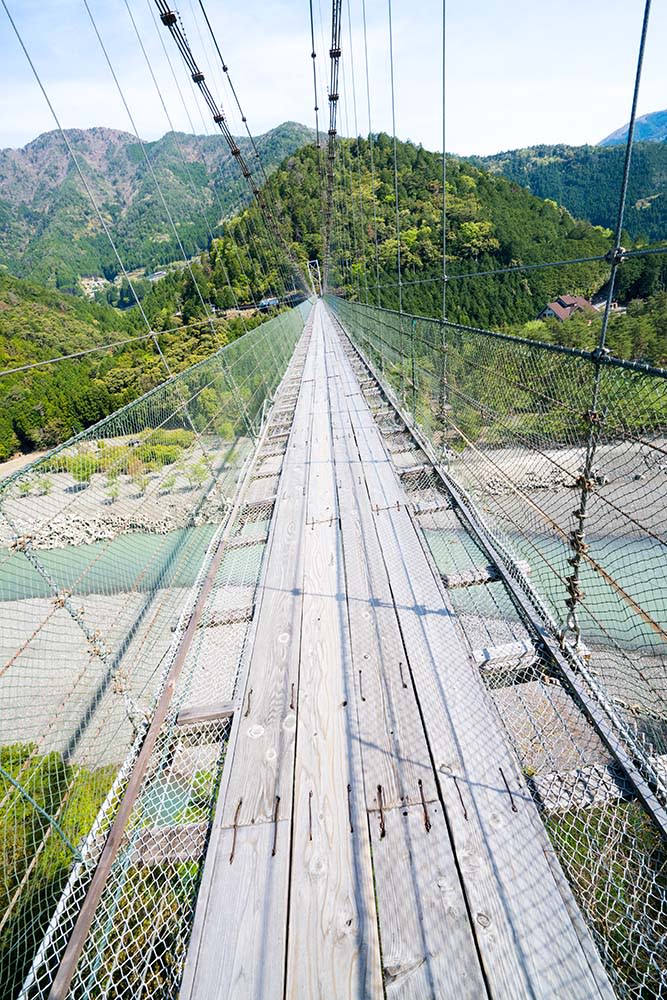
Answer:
328, 347, 439, 811
179, 821, 291, 1000
370, 803, 487, 999
285, 312, 383, 999
224, 533, 269, 551
472, 638, 537, 671
219, 341, 316, 828
176, 701, 236, 727
530, 760, 636, 813
330, 313, 615, 1000
441, 561, 531, 589
129, 822, 208, 866
197, 605, 254, 628
181, 317, 315, 999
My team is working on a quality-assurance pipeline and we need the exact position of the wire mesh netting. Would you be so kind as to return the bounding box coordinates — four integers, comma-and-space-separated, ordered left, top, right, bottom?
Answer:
332, 297, 667, 999
0, 301, 311, 1000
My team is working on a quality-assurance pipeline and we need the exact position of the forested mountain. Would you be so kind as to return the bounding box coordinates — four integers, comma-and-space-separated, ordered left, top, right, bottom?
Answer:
470, 142, 667, 242
218, 136, 612, 326
0, 270, 264, 460
600, 108, 667, 146
0, 122, 313, 289
2, 131, 666, 461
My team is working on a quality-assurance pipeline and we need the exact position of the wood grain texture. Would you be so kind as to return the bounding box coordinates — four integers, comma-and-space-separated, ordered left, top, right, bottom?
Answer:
182, 306, 615, 1000
182, 322, 315, 1000
329, 314, 615, 1000
285, 309, 383, 999
370, 803, 487, 999
219, 334, 316, 829
179, 821, 291, 1000
329, 346, 438, 811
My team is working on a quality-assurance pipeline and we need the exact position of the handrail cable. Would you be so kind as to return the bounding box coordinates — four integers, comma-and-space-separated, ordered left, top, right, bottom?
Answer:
564, 0, 653, 648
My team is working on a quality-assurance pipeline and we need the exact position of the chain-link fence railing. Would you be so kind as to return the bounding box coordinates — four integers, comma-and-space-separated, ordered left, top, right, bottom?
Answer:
0, 301, 310, 1000
328, 297, 667, 766
331, 299, 667, 998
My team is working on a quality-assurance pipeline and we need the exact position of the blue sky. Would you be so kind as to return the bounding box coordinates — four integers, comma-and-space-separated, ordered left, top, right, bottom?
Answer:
0, 0, 665, 156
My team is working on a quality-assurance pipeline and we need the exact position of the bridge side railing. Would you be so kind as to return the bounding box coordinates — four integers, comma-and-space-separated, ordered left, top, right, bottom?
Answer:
329, 296, 667, 770
0, 301, 309, 1000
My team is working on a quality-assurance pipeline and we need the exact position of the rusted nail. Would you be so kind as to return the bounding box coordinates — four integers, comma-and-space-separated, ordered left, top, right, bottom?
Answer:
398, 661, 408, 689
347, 783, 354, 833
272, 795, 281, 856
308, 790, 313, 841
499, 767, 518, 813
290, 682, 295, 711
377, 785, 386, 839
229, 798, 242, 864
452, 775, 468, 821
244, 688, 253, 718
418, 779, 432, 833
359, 669, 365, 702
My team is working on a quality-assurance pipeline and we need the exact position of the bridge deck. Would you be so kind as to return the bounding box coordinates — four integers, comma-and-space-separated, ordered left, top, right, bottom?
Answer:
180, 302, 614, 999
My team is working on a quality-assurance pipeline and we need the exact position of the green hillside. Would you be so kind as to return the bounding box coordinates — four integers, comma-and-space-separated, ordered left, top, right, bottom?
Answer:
470, 142, 667, 243
0, 270, 265, 460
3, 131, 666, 462
0, 122, 313, 289
216, 135, 611, 326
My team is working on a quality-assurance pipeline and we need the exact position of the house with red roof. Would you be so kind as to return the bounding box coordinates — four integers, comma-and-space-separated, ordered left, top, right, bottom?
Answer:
538, 294, 595, 322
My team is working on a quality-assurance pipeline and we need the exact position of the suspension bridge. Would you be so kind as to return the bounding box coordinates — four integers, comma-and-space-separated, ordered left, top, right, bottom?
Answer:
1, 0, 667, 998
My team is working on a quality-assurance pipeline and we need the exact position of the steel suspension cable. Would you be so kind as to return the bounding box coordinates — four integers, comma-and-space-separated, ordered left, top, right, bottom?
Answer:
192, 0, 313, 301
309, 0, 322, 148
565, 0, 653, 648
143, 0, 286, 313
82, 0, 223, 350
359, 0, 381, 306
323, 0, 343, 291
126, 0, 272, 352
154, 0, 310, 295
441, 0, 447, 323
387, 0, 403, 313
345, 0, 370, 304
0, 0, 177, 382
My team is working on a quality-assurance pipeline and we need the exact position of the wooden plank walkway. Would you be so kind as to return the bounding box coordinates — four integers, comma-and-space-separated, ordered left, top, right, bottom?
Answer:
180, 302, 615, 1000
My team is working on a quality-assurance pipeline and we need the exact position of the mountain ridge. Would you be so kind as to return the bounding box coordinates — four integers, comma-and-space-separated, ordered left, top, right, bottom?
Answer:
469, 141, 667, 242
599, 108, 667, 146
0, 121, 314, 288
